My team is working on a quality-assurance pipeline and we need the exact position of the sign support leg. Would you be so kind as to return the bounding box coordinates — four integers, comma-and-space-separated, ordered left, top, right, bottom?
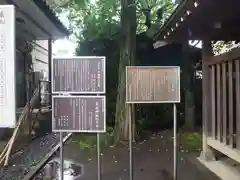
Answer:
129, 104, 133, 180
60, 132, 64, 180
97, 133, 101, 180
173, 104, 177, 180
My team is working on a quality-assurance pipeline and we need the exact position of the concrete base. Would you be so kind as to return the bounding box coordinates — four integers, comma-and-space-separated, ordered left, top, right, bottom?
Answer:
199, 150, 216, 161
198, 157, 240, 180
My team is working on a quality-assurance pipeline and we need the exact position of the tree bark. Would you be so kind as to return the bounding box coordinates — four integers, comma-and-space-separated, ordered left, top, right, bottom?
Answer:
114, 0, 136, 142
182, 42, 196, 131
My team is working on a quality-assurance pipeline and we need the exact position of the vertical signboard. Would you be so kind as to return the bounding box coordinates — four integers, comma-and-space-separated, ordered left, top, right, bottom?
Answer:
0, 5, 15, 127
126, 66, 180, 103
52, 56, 105, 94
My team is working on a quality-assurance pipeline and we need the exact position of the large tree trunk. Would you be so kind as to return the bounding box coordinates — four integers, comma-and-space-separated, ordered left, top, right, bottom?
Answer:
114, 0, 136, 142
183, 42, 196, 131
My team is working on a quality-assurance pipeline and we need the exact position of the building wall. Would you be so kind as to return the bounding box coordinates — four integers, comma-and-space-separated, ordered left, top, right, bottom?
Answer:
32, 40, 49, 80
31, 40, 52, 105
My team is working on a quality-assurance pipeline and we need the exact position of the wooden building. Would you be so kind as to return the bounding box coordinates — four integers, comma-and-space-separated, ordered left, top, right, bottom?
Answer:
0, 0, 69, 165
154, 0, 240, 178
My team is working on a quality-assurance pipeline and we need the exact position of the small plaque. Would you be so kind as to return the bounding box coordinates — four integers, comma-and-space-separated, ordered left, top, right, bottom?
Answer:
126, 66, 180, 103
52, 56, 105, 94
52, 96, 106, 132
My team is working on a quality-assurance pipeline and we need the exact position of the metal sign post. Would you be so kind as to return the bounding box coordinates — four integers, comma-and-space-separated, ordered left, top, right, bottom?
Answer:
129, 104, 133, 180
126, 66, 181, 180
97, 133, 101, 180
60, 132, 64, 180
173, 104, 177, 180
97, 93, 102, 180
51, 56, 106, 180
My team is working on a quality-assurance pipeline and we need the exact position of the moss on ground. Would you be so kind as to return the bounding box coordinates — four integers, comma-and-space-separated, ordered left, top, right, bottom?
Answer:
70, 127, 114, 151
179, 131, 202, 152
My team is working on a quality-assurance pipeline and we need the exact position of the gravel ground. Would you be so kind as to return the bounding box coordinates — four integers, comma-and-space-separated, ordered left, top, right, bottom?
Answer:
0, 132, 68, 180
58, 130, 220, 180
4, 130, 220, 180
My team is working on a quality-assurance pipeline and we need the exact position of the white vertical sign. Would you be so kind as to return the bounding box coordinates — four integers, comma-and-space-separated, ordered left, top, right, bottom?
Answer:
0, 5, 15, 128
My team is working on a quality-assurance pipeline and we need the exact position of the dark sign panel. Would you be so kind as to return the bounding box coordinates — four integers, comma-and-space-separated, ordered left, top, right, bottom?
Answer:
52, 57, 105, 94
52, 96, 106, 132
126, 66, 180, 103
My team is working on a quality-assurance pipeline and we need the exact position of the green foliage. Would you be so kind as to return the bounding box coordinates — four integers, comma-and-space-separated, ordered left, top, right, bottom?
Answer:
71, 127, 114, 151
213, 41, 240, 55
136, 0, 175, 32
180, 131, 202, 152
51, 0, 175, 41
50, 0, 120, 41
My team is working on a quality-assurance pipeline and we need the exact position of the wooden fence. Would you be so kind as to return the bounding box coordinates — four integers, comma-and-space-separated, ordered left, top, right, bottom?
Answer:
206, 48, 240, 163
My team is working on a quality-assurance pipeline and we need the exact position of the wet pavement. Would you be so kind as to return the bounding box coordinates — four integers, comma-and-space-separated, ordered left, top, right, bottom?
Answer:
34, 131, 220, 180
33, 157, 84, 180
0, 133, 69, 180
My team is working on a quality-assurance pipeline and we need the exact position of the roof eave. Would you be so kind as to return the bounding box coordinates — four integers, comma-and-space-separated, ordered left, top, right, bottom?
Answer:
33, 0, 70, 37
153, 0, 189, 41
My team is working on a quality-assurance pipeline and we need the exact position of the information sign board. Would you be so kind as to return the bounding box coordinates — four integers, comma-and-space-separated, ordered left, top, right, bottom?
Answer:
52, 56, 105, 94
126, 66, 180, 103
52, 95, 106, 133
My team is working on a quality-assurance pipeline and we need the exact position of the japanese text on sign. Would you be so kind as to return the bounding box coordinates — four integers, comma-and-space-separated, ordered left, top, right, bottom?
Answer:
52, 56, 105, 94
126, 66, 180, 103
52, 96, 106, 133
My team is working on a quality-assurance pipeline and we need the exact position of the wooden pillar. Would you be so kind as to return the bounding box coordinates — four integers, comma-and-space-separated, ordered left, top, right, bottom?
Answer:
200, 39, 216, 161
48, 39, 52, 105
